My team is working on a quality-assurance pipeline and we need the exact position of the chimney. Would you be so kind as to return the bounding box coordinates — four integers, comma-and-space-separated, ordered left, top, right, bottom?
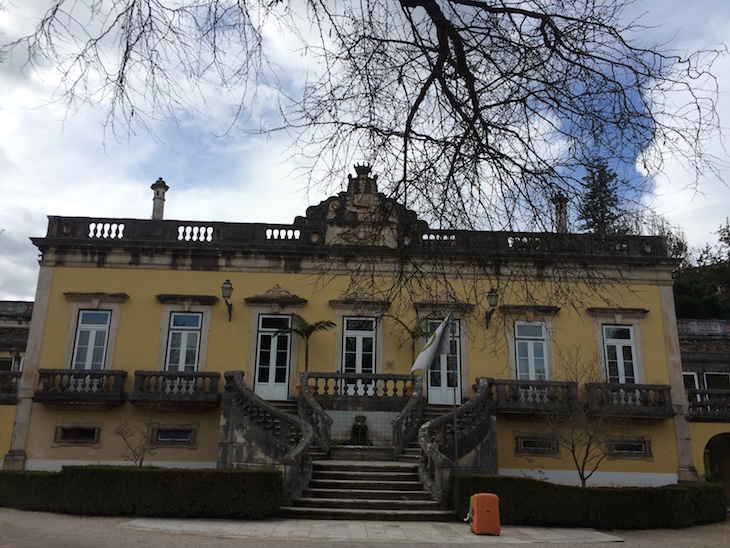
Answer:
552, 192, 569, 233
151, 177, 169, 220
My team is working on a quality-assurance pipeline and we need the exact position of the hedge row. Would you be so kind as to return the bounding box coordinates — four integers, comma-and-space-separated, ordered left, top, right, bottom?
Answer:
0, 466, 281, 519
453, 475, 727, 530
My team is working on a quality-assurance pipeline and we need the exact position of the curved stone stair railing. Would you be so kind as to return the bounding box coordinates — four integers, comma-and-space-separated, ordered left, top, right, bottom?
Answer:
218, 371, 314, 503
418, 377, 497, 504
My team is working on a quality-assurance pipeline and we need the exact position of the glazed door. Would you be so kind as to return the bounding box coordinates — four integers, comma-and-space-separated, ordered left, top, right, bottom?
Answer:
254, 315, 291, 401
427, 319, 461, 405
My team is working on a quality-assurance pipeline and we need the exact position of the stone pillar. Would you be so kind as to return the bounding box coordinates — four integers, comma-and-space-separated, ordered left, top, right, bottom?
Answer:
3, 265, 53, 470
660, 284, 699, 482
151, 177, 169, 220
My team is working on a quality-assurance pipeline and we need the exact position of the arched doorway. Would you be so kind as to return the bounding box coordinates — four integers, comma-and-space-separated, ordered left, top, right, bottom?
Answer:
705, 433, 730, 500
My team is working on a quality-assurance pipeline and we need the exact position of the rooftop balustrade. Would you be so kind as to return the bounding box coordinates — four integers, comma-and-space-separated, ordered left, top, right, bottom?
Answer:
37, 215, 670, 263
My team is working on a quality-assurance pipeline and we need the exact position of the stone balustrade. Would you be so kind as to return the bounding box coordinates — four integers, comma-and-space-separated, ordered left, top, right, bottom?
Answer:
391, 374, 424, 459
0, 371, 21, 405
39, 215, 669, 263
298, 372, 333, 453
304, 372, 414, 412
418, 377, 497, 504
687, 389, 730, 421
586, 382, 673, 418
219, 371, 313, 503
493, 379, 578, 416
129, 370, 221, 409
33, 368, 127, 407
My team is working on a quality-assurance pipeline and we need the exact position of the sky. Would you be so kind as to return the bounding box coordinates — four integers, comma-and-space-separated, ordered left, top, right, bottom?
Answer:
0, 1, 728, 301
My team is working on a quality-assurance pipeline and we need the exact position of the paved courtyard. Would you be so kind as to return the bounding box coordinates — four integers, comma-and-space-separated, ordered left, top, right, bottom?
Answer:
0, 508, 728, 547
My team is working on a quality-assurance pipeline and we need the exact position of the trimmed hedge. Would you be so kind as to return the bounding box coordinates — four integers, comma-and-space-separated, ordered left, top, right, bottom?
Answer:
0, 466, 281, 519
453, 475, 727, 530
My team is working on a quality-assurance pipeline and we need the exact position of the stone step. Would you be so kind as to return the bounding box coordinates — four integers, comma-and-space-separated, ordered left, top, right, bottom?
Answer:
304, 488, 434, 501
278, 506, 455, 521
313, 469, 419, 481
307, 478, 424, 491
313, 460, 417, 471
291, 497, 442, 510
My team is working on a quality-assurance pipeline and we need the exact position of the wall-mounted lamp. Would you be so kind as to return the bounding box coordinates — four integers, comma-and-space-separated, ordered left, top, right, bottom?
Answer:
485, 288, 499, 328
221, 279, 233, 321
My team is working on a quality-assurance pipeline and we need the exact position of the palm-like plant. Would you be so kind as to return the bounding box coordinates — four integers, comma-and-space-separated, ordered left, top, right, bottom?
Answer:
386, 314, 434, 365
276, 314, 336, 372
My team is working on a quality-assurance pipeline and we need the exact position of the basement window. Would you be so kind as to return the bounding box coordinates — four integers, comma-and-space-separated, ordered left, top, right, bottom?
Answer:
608, 438, 652, 460
54, 425, 101, 446
151, 426, 197, 448
514, 434, 559, 456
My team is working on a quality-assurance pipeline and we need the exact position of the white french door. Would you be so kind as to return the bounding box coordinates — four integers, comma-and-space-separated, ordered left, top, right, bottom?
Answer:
342, 317, 376, 395
427, 319, 461, 405
72, 310, 111, 370
254, 315, 291, 401
603, 325, 637, 384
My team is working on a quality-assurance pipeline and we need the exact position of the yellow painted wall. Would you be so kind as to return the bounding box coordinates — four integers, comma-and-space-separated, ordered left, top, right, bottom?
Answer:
689, 423, 730, 479
0, 405, 16, 458
24, 405, 220, 468
497, 418, 679, 478
20, 262, 681, 475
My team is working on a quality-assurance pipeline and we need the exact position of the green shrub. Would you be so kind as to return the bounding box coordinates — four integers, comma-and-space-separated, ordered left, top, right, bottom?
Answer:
453, 475, 726, 529
0, 466, 281, 519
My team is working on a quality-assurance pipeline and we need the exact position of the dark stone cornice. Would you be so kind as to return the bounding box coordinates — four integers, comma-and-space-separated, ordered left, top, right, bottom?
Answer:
499, 305, 561, 315
64, 292, 129, 303
155, 294, 219, 305
587, 307, 649, 318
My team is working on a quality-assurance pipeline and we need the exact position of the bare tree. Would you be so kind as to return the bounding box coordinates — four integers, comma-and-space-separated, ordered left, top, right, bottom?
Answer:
3, 1, 723, 233
114, 404, 159, 466
540, 347, 626, 487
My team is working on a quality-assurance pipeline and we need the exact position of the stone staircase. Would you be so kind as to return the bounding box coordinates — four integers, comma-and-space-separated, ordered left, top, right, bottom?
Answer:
279, 460, 454, 520
274, 400, 456, 521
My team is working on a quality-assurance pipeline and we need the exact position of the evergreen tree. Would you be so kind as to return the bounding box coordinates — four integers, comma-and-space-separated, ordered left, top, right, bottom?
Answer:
674, 219, 730, 320
577, 159, 623, 234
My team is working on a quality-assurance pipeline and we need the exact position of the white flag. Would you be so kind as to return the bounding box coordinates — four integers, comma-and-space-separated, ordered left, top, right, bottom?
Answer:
410, 313, 452, 373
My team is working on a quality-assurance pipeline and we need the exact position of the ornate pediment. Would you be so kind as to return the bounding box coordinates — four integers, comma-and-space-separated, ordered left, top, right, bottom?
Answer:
294, 165, 427, 248
329, 287, 390, 312
414, 290, 474, 314
244, 285, 308, 308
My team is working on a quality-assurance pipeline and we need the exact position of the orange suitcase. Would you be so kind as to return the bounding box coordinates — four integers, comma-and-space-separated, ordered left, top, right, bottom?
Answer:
469, 493, 500, 535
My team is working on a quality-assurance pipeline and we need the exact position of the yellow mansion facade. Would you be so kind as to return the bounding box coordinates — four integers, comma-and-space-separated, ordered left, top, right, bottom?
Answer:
5, 165, 728, 508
